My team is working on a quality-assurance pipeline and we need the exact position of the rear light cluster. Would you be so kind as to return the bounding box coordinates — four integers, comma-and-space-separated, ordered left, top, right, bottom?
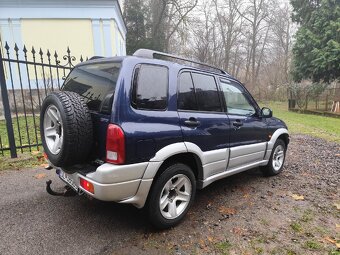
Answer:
79, 178, 94, 194
106, 124, 125, 164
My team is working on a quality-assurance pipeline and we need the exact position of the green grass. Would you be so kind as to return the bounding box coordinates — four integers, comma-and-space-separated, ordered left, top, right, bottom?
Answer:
0, 115, 41, 155
0, 151, 43, 170
261, 101, 340, 143
304, 240, 323, 250
286, 250, 297, 255
290, 222, 303, 233
301, 209, 314, 223
215, 240, 232, 254
0, 115, 45, 170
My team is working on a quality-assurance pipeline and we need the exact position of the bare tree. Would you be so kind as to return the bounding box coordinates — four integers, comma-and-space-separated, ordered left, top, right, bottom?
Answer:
235, 0, 270, 92
260, 2, 295, 100
271, 3, 293, 85
213, 0, 243, 71
149, 0, 198, 52
189, 0, 217, 64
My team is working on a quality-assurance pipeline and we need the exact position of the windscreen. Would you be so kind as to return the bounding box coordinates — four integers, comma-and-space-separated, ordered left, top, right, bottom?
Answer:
62, 62, 121, 114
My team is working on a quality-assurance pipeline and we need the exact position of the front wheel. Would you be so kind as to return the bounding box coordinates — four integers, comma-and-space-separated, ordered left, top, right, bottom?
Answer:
261, 139, 286, 176
147, 163, 196, 229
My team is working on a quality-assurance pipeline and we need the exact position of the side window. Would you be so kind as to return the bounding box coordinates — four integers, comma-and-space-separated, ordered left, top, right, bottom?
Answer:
191, 73, 222, 112
132, 64, 168, 110
178, 72, 198, 111
219, 79, 256, 116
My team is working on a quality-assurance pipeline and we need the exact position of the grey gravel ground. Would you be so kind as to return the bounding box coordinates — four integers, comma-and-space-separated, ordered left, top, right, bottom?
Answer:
0, 134, 339, 255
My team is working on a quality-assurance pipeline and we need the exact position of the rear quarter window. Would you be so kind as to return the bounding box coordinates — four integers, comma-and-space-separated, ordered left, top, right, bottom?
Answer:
131, 64, 168, 110
62, 62, 121, 114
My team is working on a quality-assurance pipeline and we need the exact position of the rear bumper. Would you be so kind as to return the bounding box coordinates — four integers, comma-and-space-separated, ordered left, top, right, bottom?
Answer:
57, 162, 156, 208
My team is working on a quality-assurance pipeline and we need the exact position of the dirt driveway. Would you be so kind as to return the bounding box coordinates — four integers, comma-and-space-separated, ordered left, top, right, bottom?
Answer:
0, 134, 339, 255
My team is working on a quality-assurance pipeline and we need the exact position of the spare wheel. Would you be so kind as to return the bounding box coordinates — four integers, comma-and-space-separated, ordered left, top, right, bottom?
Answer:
40, 91, 93, 169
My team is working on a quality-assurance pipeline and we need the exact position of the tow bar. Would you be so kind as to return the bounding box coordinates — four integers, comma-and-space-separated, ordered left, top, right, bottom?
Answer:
46, 180, 78, 197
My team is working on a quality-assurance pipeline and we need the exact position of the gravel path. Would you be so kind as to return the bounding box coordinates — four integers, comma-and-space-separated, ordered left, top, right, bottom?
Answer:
0, 134, 339, 255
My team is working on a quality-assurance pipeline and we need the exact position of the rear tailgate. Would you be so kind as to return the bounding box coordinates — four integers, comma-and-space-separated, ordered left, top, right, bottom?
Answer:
62, 60, 122, 163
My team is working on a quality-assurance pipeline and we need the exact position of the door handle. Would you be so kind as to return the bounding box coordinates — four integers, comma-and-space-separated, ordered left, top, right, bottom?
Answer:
184, 117, 200, 128
232, 120, 243, 128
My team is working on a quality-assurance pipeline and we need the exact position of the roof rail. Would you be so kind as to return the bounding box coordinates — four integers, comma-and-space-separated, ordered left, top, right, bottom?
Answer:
133, 49, 227, 75
89, 56, 104, 60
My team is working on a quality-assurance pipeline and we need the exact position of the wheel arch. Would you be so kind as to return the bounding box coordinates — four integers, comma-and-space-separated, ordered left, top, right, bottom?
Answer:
277, 133, 289, 148
145, 142, 204, 181
130, 151, 203, 209
268, 128, 289, 150
154, 152, 203, 182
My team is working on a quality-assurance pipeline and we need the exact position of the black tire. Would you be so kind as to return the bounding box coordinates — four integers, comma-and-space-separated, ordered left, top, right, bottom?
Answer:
147, 163, 196, 229
261, 139, 286, 176
40, 91, 93, 169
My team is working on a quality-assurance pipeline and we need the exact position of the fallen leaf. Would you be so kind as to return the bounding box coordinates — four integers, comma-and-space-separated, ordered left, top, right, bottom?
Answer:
240, 187, 251, 197
37, 156, 45, 162
31, 151, 40, 155
207, 236, 214, 242
40, 163, 49, 168
324, 236, 337, 244
334, 203, 340, 210
336, 223, 340, 229
232, 227, 244, 236
243, 193, 250, 198
34, 173, 46, 179
219, 206, 236, 215
247, 201, 254, 207
324, 237, 340, 249
301, 172, 313, 177
335, 154, 340, 157
291, 194, 304, 200
199, 239, 206, 248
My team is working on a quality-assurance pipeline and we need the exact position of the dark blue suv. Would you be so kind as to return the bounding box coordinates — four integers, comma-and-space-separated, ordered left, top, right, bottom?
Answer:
40, 49, 289, 229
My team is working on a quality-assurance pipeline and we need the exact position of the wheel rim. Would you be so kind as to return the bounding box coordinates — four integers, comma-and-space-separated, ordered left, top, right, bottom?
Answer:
43, 105, 63, 155
159, 174, 192, 220
272, 145, 284, 171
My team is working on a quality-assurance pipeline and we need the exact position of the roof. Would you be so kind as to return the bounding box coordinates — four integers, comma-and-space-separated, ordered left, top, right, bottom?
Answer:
79, 54, 232, 78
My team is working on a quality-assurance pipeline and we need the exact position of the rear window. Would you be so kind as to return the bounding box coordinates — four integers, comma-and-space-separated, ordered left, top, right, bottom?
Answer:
63, 62, 121, 113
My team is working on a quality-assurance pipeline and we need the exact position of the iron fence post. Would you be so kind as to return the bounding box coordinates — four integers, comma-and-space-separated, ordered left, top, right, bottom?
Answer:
0, 46, 17, 158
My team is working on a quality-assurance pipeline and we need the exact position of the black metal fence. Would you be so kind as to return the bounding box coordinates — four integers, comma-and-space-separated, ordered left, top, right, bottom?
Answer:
0, 42, 86, 158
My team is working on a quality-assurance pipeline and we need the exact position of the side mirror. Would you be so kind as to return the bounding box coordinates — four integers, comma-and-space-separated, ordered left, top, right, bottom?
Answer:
261, 107, 272, 118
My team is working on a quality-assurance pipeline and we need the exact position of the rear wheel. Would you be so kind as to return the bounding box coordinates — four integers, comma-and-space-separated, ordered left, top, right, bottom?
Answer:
261, 139, 286, 176
147, 163, 196, 229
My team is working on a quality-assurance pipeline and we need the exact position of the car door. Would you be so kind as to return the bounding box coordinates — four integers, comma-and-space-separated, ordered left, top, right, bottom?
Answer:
177, 71, 230, 178
218, 78, 268, 169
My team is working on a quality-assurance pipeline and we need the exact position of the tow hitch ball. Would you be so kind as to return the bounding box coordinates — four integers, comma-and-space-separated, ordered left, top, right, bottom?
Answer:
46, 180, 77, 197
